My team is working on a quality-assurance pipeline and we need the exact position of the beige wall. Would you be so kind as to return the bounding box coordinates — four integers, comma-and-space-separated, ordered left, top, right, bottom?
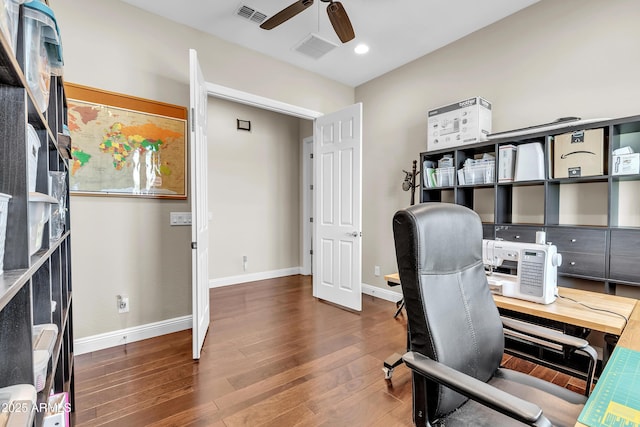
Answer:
356, 0, 640, 291
54, 0, 353, 338
208, 98, 308, 278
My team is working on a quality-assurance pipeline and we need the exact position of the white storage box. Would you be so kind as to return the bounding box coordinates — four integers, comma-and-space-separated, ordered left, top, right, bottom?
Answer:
498, 144, 517, 182
43, 392, 70, 427
33, 323, 58, 356
427, 97, 492, 152
0, 193, 10, 275
0, 384, 36, 426
515, 142, 545, 181
612, 152, 640, 176
28, 192, 58, 255
27, 124, 41, 193
0, 0, 24, 54
33, 349, 49, 392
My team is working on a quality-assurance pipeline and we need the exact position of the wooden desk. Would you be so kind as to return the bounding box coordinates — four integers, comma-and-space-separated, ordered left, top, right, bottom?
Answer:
576, 302, 640, 427
384, 272, 636, 336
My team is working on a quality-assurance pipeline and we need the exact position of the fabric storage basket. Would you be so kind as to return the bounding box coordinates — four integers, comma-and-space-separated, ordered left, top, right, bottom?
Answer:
0, 193, 10, 275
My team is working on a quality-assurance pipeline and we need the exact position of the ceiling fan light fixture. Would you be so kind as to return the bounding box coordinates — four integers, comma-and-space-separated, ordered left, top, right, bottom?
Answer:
354, 43, 369, 55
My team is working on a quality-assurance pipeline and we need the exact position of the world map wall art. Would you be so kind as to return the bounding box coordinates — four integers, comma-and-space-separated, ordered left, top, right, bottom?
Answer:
65, 83, 188, 199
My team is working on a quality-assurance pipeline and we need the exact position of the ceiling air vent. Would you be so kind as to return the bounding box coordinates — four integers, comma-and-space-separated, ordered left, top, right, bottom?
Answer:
237, 5, 267, 25
293, 33, 338, 60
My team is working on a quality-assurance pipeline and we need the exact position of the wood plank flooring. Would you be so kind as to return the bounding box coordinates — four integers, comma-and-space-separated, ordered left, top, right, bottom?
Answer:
72, 275, 586, 426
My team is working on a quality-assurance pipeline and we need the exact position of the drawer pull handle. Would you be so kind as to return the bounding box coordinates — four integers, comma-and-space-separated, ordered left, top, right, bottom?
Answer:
570, 262, 576, 266
571, 239, 576, 243
515, 235, 520, 239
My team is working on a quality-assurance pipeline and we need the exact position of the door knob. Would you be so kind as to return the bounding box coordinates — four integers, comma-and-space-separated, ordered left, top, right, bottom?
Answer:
347, 231, 361, 237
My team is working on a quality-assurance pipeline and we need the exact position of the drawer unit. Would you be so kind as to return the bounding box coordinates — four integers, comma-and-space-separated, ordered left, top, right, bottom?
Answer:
558, 252, 606, 279
545, 227, 607, 254
495, 225, 543, 243
609, 257, 640, 283
610, 229, 640, 256
482, 224, 495, 240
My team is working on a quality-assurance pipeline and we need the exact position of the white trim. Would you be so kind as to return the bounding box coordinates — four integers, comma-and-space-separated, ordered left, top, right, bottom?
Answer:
74, 315, 192, 355
209, 267, 303, 288
206, 83, 323, 120
362, 283, 403, 303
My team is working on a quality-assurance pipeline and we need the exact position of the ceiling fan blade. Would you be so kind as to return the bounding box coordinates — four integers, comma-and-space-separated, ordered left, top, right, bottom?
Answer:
260, 0, 314, 30
326, 1, 355, 43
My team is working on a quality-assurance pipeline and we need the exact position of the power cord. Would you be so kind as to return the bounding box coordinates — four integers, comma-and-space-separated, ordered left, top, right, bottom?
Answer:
555, 294, 629, 329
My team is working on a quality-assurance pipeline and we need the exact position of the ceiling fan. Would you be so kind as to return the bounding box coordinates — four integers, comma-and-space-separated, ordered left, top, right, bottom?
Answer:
260, 0, 355, 43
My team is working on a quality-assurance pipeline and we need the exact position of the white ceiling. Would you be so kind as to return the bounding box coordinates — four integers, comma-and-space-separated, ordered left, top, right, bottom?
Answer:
121, 0, 539, 87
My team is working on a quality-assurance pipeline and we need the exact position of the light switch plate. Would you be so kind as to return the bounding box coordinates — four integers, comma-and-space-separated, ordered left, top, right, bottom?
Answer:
170, 212, 192, 226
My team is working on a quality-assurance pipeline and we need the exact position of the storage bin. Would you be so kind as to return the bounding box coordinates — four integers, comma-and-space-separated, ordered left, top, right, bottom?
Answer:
462, 158, 495, 185
33, 349, 49, 392
33, 323, 58, 356
43, 392, 69, 427
24, 1, 63, 75
0, 193, 10, 275
0, 384, 37, 426
28, 191, 58, 255
435, 167, 455, 187
0, 0, 24, 54
27, 124, 40, 192
23, 1, 59, 112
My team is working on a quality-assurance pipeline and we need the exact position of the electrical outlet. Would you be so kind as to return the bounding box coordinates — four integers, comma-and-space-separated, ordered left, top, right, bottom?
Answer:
117, 295, 129, 313
374, 265, 381, 276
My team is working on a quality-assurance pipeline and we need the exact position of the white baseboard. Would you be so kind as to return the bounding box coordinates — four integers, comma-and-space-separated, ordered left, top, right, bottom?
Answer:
362, 283, 403, 303
209, 267, 303, 288
74, 315, 192, 356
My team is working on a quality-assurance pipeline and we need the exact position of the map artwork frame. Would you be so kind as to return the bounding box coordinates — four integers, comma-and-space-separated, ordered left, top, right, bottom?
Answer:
66, 83, 188, 199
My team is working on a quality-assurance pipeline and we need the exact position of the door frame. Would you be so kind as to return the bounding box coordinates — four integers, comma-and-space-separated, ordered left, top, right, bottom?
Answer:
205, 83, 323, 273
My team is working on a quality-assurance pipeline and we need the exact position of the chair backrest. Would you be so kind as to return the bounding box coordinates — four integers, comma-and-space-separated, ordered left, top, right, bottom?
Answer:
393, 203, 504, 420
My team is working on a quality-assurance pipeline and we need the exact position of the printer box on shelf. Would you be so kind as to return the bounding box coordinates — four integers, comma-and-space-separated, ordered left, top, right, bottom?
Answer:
553, 129, 604, 178
427, 97, 492, 152
612, 152, 640, 175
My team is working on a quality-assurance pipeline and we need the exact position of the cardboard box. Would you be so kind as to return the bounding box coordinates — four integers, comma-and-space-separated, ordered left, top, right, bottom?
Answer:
553, 129, 604, 178
427, 97, 492, 152
612, 152, 640, 175
498, 144, 517, 182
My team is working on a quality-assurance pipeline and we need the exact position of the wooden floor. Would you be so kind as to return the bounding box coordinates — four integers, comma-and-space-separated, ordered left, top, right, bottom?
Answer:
72, 275, 586, 426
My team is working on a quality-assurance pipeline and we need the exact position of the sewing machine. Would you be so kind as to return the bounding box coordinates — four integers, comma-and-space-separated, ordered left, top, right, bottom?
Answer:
482, 239, 562, 305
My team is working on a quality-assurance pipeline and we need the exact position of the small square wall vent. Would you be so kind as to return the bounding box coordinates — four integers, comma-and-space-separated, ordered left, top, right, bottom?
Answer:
293, 33, 338, 60
237, 5, 267, 24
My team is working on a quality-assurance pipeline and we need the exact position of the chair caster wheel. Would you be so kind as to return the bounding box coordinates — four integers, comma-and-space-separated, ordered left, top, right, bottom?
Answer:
383, 367, 393, 380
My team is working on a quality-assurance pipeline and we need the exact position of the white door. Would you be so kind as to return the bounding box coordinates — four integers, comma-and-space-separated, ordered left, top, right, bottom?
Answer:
189, 49, 210, 359
313, 103, 363, 311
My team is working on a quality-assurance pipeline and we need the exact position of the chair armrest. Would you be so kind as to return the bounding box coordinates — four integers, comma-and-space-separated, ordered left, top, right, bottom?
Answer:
402, 351, 552, 427
501, 316, 588, 349
501, 315, 598, 396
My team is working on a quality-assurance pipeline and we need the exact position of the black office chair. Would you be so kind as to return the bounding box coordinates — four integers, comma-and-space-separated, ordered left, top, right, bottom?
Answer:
392, 203, 589, 427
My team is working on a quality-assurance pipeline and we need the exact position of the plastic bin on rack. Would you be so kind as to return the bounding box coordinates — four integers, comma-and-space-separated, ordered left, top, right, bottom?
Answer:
27, 124, 40, 193
23, 1, 63, 111
462, 158, 495, 185
33, 349, 49, 392
435, 167, 455, 187
0, 0, 24, 54
0, 193, 10, 274
0, 384, 37, 426
28, 191, 58, 255
33, 323, 58, 356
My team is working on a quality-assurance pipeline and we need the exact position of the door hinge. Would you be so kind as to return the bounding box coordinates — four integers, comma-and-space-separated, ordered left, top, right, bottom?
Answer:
310, 153, 314, 159
191, 242, 197, 249
310, 249, 313, 255
310, 217, 313, 223
191, 108, 195, 132
310, 184, 314, 190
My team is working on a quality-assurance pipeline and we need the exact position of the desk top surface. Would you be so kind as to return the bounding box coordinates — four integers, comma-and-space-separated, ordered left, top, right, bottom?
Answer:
384, 272, 636, 336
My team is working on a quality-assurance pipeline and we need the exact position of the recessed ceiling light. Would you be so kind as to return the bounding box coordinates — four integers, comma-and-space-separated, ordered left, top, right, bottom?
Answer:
354, 44, 369, 55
